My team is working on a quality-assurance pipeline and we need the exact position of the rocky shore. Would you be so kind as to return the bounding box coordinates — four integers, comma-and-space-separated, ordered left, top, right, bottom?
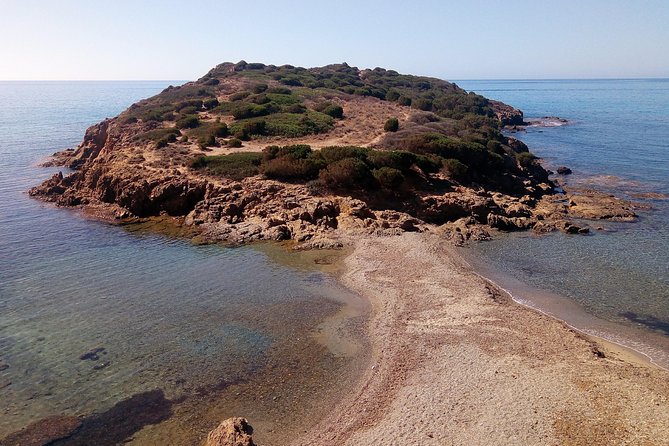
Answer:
29, 94, 639, 249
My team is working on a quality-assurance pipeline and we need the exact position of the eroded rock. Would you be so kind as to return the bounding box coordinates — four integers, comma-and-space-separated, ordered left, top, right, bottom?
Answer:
205, 417, 255, 446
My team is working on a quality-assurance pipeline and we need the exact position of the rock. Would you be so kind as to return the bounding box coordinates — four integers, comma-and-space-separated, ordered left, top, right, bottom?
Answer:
205, 417, 256, 446
93, 361, 111, 370
79, 347, 106, 361
557, 166, 572, 175
490, 100, 526, 126
487, 213, 534, 231
1, 415, 82, 446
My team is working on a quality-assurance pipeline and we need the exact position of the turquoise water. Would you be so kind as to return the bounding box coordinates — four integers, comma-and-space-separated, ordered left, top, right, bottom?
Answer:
457, 79, 669, 364
0, 82, 366, 443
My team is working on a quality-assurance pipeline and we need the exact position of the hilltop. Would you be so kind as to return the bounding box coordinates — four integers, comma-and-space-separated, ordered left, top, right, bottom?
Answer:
30, 61, 635, 246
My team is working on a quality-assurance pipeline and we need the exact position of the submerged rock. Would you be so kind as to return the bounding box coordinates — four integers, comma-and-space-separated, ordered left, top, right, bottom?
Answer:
1, 416, 82, 446
557, 166, 573, 175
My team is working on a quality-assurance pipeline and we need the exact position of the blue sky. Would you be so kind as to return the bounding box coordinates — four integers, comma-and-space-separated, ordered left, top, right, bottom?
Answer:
1, 0, 668, 80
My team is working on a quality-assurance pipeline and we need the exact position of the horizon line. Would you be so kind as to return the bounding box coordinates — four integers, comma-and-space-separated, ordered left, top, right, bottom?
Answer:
1, 76, 668, 83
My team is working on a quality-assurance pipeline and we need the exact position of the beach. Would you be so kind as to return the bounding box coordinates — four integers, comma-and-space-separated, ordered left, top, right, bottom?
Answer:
293, 232, 669, 445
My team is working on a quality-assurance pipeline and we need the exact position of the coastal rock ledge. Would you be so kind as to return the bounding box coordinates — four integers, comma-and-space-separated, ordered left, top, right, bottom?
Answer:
30, 61, 640, 246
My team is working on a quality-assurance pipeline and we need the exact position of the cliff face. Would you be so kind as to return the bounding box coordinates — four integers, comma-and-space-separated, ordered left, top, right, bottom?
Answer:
29, 62, 635, 246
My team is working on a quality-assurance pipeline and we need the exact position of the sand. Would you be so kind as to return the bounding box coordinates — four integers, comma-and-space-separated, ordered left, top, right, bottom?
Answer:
292, 233, 669, 446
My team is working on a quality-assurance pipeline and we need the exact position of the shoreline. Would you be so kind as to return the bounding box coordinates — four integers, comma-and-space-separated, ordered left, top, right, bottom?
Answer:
457, 248, 669, 372
293, 232, 669, 445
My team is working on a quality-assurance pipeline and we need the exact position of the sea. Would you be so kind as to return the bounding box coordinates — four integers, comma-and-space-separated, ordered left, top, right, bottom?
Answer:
0, 82, 369, 444
456, 79, 669, 368
1, 79, 668, 443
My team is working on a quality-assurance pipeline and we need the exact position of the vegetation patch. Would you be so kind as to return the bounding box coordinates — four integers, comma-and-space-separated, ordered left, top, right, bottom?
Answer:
190, 152, 262, 180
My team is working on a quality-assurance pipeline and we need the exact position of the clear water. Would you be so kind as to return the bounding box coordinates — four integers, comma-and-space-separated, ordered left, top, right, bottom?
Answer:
456, 79, 669, 365
0, 82, 368, 444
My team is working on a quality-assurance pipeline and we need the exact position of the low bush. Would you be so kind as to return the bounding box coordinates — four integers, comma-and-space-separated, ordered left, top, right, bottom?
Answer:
373, 167, 404, 189
134, 127, 181, 142
203, 98, 219, 109
319, 146, 369, 164
367, 150, 415, 170
516, 152, 537, 167
266, 86, 292, 95
231, 103, 276, 120
228, 138, 243, 148
314, 102, 344, 119
319, 157, 372, 188
263, 144, 313, 161
262, 157, 322, 180
229, 91, 251, 101
441, 158, 469, 181
156, 137, 170, 149
190, 152, 262, 180
384, 117, 399, 132
176, 115, 200, 129
252, 83, 268, 94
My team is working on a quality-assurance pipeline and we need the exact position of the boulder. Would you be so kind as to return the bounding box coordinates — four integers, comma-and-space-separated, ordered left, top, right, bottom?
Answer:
205, 417, 255, 446
557, 166, 572, 175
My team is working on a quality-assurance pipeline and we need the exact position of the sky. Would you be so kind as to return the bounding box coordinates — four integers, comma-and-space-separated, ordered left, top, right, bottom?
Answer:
1, 0, 668, 81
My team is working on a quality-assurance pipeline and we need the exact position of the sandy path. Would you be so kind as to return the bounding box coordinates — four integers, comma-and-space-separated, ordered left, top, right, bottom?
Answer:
292, 233, 669, 446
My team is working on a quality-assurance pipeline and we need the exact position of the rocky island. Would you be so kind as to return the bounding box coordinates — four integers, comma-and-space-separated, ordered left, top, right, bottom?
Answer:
25, 62, 669, 446
30, 61, 637, 247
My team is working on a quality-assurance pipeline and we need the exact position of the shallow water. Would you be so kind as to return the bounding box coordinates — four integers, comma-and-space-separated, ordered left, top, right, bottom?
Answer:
456, 79, 669, 366
0, 82, 369, 444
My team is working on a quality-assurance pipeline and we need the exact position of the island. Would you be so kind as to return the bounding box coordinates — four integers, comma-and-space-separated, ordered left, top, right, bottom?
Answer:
26, 62, 668, 446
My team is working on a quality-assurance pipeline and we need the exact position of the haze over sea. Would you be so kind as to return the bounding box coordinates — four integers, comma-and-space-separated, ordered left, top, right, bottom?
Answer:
0, 81, 367, 443
457, 79, 669, 367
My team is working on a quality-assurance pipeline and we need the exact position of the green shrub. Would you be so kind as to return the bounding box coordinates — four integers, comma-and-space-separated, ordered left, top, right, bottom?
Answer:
156, 137, 170, 149
516, 152, 537, 167
190, 152, 262, 180
441, 158, 469, 181
319, 146, 369, 164
314, 102, 344, 119
266, 86, 292, 95
285, 103, 307, 114
229, 91, 251, 101
177, 99, 203, 111
250, 94, 271, 105
412, 98, 433, 111
213, 123, 228, 137
176, 115, 200, 129
385, 90, 400, 101
203, 98, 219, 109
398, 96, 412, 106
367, 150, 415, 170
198, 134, 217, 148
319, 157, 372, 188
414, 154, 442, 174
262, 157, 322, 180
384, 117, 399, 132
179, 106, 199, 115
231, 103, 275, 120
373, 167, 404, 189
252, 83, 268, 94
243, 120, 266, 136
263, 144, 313, 161
134, 127, 181, 142
228, 138, 243, 148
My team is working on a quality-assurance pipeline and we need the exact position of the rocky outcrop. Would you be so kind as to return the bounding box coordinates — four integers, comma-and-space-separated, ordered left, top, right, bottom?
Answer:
490, 100, 526, 126
28, 62, 642, 248
205, 418, 256, 446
